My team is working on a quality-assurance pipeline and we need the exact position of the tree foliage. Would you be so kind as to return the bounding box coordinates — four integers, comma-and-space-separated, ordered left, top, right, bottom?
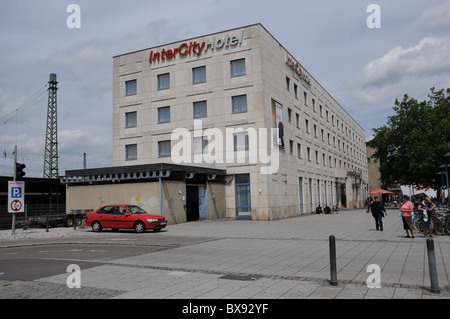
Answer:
370, 88, 450, 188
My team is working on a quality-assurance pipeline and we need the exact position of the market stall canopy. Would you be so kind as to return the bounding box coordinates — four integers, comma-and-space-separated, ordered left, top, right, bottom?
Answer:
369, 189, 394, 194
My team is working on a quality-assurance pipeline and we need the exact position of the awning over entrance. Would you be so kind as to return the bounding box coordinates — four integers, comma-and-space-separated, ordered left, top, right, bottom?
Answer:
61, 163, 227, 185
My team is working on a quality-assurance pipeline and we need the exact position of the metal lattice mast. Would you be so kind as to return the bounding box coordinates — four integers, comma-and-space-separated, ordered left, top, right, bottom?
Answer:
43, 73, 59, 178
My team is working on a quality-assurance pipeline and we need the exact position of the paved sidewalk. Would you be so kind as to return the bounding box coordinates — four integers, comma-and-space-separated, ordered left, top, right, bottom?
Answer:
2, 209, 450, 299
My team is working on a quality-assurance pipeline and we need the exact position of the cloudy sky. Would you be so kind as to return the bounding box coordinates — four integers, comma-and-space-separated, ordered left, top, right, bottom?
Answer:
1, 0, 449, 177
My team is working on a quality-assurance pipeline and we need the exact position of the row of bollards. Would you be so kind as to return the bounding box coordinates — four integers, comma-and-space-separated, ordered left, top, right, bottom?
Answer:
328, 235, 440, 294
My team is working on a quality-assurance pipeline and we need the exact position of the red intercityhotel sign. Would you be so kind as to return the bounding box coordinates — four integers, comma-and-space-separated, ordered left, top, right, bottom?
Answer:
149, 30, 245, 64
286, 53, 311, 85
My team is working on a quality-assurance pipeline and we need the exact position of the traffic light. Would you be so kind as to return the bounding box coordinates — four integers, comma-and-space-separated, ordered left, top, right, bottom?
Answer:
15, 162, 26, 179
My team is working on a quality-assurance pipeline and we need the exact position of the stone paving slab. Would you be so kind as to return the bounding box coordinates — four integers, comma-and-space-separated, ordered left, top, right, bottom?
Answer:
2, 209, 450, 300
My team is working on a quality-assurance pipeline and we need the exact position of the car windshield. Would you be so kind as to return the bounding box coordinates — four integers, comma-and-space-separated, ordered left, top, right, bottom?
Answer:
125, 206, 147, 214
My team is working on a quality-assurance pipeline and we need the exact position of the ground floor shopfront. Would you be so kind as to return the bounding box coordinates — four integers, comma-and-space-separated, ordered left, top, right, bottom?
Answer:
61, 164, 365, 225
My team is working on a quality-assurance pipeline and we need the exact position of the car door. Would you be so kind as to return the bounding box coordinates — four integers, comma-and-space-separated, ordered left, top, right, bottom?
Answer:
113, 206, 133, 229
96, 206, 115, 228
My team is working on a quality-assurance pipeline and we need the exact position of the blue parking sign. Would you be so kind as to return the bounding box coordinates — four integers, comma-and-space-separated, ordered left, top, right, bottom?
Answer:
8, 181, 25, 213
11, 187, 22, 198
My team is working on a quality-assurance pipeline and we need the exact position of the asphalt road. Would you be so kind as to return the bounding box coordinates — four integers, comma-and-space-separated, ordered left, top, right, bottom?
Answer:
0, 244, 164, 281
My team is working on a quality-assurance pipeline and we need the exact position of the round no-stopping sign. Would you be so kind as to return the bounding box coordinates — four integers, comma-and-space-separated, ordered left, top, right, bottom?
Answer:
10, 200, 22, 212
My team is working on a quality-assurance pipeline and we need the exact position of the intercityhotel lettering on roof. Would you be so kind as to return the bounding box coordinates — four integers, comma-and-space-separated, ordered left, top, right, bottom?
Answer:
149, 30, 245, 63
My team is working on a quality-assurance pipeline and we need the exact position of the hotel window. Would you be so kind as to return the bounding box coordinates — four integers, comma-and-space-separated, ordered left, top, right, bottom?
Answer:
314, 124, 317, 137
304, 92, 308, 105
294, 84, 298, 98
125, 111, 137, 128
194, 137, 208, 154
315, 150, 319, 163
235, 174, 251, 218
296, 113, 300, 128
158, 106, 170, 123
192, 66, 206, 84
158, 140, 171, 157
234, 132, 249, 151
126, 144, 137, 161
157, 73, 170, 90
230, 58, 246, 77
297, 143, 302, 158
305, 119, 309, 134
307, 147, 311, 161
286, 77, 290, 92
232, 94, 247, 113
289, 140, 294, 155
125, 80, 137, 96
288, 108, 292, 123
193, 101, 207, 118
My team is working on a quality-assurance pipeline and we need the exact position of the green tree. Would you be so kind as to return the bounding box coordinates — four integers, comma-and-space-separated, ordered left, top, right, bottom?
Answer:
370, 88, 450, 189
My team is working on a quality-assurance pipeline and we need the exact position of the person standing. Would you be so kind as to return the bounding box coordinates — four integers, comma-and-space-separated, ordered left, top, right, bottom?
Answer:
400, 195, 415, 238
370, 197, 386, 231
418, 197, 436, 238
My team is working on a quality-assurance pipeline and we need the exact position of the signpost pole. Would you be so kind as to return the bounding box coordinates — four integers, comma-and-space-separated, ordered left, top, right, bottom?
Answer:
12, 145, 17, 236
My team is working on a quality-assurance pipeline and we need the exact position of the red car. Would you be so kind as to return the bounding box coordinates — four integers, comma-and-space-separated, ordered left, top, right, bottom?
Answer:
86, 205, 167, 233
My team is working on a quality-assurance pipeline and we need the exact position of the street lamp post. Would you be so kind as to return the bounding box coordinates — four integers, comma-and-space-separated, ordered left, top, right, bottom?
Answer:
444, 152, 450, 207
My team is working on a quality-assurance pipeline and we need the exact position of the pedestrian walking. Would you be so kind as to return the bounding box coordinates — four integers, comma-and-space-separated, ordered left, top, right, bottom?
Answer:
365, 197, 373, 213
370, 197, 386, 231
418, 197, 436, 238
400, 195, 415, 238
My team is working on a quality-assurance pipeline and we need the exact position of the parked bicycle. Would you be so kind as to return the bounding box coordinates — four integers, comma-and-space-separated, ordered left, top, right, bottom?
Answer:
331, 204, 339, 214
413, 205, 449, 236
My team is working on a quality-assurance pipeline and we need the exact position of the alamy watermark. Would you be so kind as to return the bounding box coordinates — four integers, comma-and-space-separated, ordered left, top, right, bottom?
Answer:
66, 4, 81, 29
367, 4, 381, 29
66, 264, 81, 289
366, 264, 381, 288
171, 120, 280, 175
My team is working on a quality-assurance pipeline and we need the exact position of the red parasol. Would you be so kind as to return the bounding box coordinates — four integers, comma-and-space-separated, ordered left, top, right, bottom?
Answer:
369, 189, 394, 194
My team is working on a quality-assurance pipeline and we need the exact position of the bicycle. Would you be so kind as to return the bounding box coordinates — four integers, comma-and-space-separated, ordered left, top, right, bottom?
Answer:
433, 207, 450, 235
331, 204, 339, 214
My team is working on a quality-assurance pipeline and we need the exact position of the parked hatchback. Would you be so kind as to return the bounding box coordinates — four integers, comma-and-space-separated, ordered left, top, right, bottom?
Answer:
86, 205, 167, 233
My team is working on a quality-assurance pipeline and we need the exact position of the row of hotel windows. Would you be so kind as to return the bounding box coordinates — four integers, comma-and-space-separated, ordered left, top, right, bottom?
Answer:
125, 96, 247, 128
123, 54, 363, 159
125, 103, 364, 161
125, 58, 246, 96
125, 138, 362, 173
286, 77, 363, 146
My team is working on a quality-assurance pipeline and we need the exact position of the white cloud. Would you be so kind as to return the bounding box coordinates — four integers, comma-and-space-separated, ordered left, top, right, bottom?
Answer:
360, 37, 450, 87
412, 2, 450, 35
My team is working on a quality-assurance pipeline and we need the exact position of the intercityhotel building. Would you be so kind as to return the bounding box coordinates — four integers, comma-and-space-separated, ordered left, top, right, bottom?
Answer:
63, 24, 368, 223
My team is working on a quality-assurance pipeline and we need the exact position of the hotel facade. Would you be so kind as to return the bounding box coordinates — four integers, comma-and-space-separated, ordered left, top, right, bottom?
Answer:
64, 24, 368, 223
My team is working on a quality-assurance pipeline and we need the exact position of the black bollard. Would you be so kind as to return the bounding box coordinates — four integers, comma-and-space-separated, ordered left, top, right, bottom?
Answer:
329, 235, 338, 286
426, 238, 440, 294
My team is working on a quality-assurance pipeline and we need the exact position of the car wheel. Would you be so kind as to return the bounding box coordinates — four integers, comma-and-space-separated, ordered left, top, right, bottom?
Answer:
134, 221, 146, 233
92, 221, 103, 232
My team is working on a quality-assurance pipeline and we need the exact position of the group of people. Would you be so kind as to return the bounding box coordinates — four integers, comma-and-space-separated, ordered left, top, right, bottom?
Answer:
315, 204, 332, 214
367, 195, 436, 238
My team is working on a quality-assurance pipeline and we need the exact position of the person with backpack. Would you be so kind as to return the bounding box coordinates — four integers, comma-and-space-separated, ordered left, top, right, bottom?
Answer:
370, 196, 386, 231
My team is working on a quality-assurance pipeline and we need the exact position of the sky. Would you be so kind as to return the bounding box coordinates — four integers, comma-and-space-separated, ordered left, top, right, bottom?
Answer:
1, 0, 449, 177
